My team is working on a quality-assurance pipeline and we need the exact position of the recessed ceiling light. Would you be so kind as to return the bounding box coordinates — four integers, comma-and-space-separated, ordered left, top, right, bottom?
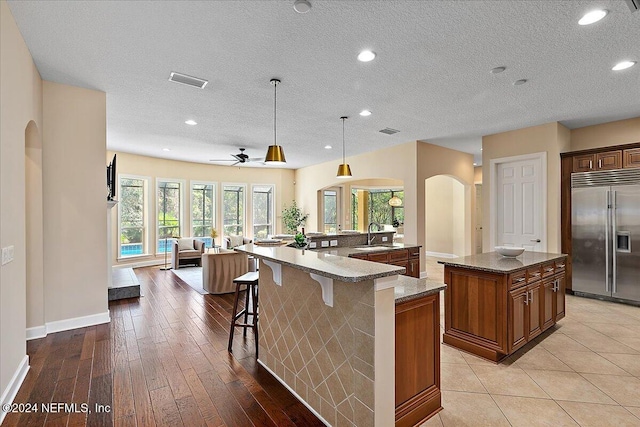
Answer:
490, 66, 506, 74
612, 61, 637, 71
185, 120, 197, 125
293, 0, 312, 13
513, 79, 528, 86
473, 163, 477, 166
324, 145, 332, 149
578, 9, 608, 25
357, 50, 376, 62
163, 148, 171, 152
359, 110, 372, 117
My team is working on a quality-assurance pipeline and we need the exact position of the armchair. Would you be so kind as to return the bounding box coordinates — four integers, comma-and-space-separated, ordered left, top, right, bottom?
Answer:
223, 235, 253, 249
171, 238, 205, 269
202, 249, 250, 294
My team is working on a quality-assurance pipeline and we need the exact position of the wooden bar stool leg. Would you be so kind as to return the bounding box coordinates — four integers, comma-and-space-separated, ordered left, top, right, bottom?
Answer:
228, 284, 242, 353
243, 284, 250, 337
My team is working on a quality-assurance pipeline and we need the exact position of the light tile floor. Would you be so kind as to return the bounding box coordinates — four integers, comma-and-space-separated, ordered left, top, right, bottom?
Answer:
420, 256, 640, 427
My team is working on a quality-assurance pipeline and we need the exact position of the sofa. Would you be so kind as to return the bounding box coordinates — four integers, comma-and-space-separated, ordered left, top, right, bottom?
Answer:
202, 249, 253, 294
224, 235, 253, 249
171, 238, 205, 269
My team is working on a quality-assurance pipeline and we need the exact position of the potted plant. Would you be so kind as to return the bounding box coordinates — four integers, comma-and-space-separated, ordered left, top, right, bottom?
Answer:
282, 201, 309, 234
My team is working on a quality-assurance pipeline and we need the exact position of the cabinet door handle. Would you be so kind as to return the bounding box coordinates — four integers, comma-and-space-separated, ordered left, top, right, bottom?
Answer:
553, 279, 558, 292
531, 272, 540, 277
557, 264, 565, 268
545, 268, 554, 272
598, 159, 602, 168
516, 277, 526, 283
524, 292, 528, 305
589, 160, 593, 168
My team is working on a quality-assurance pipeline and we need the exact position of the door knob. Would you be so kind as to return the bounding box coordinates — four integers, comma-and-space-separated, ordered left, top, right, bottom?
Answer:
530, 239, 541, 242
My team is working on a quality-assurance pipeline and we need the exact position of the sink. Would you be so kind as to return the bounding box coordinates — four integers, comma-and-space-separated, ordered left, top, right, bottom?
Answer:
352, 246, 391, 251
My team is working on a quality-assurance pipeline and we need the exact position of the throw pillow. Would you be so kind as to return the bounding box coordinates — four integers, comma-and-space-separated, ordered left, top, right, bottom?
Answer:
229, 235, 244, 248
178, 238, 194, 251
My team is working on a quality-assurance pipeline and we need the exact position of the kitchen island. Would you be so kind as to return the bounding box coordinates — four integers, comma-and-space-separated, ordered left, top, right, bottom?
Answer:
439, 251, 567, 362
235, 244, 445, 427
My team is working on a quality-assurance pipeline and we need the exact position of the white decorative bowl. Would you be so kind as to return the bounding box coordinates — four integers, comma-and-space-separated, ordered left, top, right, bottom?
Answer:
495, 246, 525, 257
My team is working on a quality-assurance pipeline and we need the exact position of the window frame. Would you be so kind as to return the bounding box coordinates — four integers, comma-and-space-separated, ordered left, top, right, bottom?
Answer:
222, 182, 247, 238
252, 183, 275, 239
117, 174, 150, 259
190, 180, 217, 246
156, 178, 186, 255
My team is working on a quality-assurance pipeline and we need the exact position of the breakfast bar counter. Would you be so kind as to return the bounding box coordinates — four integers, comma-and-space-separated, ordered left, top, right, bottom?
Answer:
235, 244, 445, 426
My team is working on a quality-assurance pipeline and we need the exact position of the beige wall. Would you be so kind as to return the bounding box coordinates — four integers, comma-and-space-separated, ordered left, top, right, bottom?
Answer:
424, 175, 466, 257
474, 166, 482, 184
43, 81, 108, 322
110, 152, 295, 265
417, 142, 475, 259
482, 122, 570, 253
295, 141, 475, 275
570, 117, 640, 152
0, 0, 43, 404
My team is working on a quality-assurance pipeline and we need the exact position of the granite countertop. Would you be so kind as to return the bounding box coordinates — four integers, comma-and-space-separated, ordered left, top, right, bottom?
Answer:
438, 251, 567, 273
235, 243, 404, 283
313, 243, 421, 257
393, 276, 446, 304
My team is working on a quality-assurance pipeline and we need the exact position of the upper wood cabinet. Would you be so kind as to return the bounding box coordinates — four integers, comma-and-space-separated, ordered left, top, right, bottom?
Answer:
623, 148, 640, 168
573, 151, 622, 172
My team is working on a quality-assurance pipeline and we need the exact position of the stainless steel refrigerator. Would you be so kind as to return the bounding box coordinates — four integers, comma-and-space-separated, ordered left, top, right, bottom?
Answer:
572, 169, 640, 303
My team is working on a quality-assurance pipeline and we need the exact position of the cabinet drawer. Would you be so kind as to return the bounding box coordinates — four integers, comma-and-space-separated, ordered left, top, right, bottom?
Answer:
510, 270, 527, 289
389, 249, 409, 261
527, 266, 542, 283
408, 247, 421, 258
541, 262, 555, 278
555, 259, 566, 271
368, 252, 389, 263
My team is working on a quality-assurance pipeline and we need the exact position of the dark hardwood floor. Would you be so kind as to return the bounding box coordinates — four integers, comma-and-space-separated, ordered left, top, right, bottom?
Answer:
3, 267, 323, 427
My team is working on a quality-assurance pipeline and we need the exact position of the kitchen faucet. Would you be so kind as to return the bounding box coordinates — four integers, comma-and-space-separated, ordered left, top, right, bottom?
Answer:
367, 222, 381, 245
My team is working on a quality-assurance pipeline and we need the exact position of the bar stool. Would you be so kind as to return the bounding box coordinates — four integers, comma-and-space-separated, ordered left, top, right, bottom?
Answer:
228, 271, 259, 357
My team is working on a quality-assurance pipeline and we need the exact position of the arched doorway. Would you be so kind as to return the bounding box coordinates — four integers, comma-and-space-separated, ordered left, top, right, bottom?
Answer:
25, 121, 44, 337
424, 175, 470, 258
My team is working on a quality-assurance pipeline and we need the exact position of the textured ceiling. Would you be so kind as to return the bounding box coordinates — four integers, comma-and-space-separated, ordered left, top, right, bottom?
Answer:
7, 1, 640, 168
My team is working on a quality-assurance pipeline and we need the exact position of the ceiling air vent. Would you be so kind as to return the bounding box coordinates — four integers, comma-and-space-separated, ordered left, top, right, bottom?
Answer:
379, 128, 400, 135
624, 0, 639, 12
168, 72, 208, 89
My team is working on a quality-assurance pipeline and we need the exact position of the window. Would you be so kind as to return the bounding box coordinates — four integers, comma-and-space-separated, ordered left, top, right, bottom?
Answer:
223, 184, 245, 236
253, 185, 274, 238
351, 188, 358, 231
191, 182, 216, 247
118, 176, 148, 257
368, 189, 404, 225
323, 188, 339, 233
157, 180, 182, 253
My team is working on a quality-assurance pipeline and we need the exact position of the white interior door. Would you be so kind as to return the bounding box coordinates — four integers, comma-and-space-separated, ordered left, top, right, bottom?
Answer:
495, 156, 545, 252
475, 184, 483, 254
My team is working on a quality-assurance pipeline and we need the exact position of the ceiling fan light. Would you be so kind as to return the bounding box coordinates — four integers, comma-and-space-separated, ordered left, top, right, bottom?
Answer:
336, 163, 352, 178
265, 145, 286, 163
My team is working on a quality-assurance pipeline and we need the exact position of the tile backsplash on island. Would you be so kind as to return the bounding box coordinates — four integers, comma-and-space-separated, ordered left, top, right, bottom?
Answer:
258, 264, 378, 426
306, 232, 395, 249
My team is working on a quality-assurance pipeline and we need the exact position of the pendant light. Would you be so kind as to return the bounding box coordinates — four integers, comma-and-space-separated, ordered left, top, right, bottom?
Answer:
336, 116, 352, 178
264, 78, 286, 164
388, 195, 402, 206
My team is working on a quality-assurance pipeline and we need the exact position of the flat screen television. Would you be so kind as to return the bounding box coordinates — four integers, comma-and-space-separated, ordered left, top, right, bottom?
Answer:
107, 154, 116, 201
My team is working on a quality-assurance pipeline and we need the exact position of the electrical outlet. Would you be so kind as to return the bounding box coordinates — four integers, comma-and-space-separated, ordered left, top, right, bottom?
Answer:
330, 240, 338, 247
309, 241, 317, 249
382, 236, 388, 242
1, 246, 14, 266
321, 241, 329, 248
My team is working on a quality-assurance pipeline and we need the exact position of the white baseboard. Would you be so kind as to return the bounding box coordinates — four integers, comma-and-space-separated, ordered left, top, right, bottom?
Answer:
114, 259, 163, 269
257, 359, 330, 426
26, 311, 111, 341
26, 325, 46, 340
425, 251, 458, 259
0, 355, 30, 425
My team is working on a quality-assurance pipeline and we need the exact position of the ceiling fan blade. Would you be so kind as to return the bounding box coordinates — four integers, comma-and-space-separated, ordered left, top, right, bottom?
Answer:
248, 157, 263, 162
230, 161, 240, 166
209, 159, 235, 162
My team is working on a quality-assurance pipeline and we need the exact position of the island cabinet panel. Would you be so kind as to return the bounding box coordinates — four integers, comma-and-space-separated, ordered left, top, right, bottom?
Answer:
527, 282, 543, 340
508, 287, 528, 353
555, 272, 566, 321
348, 246, 421, 278
444, 270, 507, 359
542, 278, 556, 330
395, 294, 441, 427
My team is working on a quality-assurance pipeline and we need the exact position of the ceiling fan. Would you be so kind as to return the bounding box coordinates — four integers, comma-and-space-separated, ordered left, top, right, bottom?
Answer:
209, 148, 263, 166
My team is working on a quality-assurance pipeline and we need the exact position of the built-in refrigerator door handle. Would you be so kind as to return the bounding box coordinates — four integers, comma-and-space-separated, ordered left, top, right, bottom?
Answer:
605, 190, 610, 293
612, 190, 617, 294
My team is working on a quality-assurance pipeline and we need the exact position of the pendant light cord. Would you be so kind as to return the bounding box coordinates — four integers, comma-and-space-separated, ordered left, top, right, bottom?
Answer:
273, 81, 277, 146
342, 117, 346, 162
